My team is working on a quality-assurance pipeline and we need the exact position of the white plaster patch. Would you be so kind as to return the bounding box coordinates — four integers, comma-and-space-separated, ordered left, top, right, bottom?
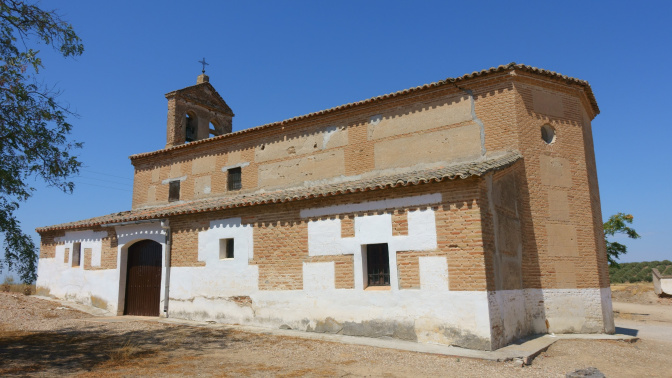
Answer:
400, 208, 438, 251
169, 217, 260, 307
303, 262, 335, 291
169, 264, 259, 301
355, 214, 393, 245
321, 126, 340, 149
542, 288, 608, 334
419, 256, 448, 290
38, 229, 118, 312
198, 218, 254, 263
221, 162, 250, 171
54, 230, 108, 267
300, 193, 441, 218
307, 218, 343, 256
369, 114, 382, 125
487, 287, 612, 349
54, 230, 108, 244
600, 287, 615, 333
487, 289, 540, 349
161, 175, 187, 185
54, 244, 67, 264
487, 288, 614, 349
115, 223, 166, 247
168, 289, 493, 347
36, 258, 118, 312
306, 201, 438, 291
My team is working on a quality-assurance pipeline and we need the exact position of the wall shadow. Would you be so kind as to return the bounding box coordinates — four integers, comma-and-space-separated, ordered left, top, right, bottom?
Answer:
0, 324, 237, 375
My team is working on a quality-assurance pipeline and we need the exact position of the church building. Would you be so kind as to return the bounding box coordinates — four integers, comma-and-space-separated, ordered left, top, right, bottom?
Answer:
36, 63, 614, 351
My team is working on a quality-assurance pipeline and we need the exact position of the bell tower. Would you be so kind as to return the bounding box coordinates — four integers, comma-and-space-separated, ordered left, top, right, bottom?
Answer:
164, 72, 234, 148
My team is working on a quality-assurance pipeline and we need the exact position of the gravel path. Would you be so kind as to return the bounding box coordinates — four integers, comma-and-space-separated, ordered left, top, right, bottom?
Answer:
1, 292, 671, 377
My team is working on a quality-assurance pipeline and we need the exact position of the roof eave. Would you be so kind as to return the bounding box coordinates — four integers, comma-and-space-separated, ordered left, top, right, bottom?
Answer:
131, 63, 598, 161
41, 151, 522, 233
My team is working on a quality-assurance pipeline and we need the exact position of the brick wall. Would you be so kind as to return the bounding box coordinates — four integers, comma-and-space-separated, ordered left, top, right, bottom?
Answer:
39, 230, 64, 259
508, 74, 605, 290
38, 228, 117, 270
84, 228, 118, 270
166, 176, 489, 291
131, 83, 481, 209
44, 68, 608, 295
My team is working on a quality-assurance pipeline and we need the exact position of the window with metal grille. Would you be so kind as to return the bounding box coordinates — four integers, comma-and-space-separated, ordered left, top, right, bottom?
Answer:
228, 167, 242, 191
169, 181, 180, 202
366, 243, 390, 287
72, 242, 81, 267
219, 238, 234, 259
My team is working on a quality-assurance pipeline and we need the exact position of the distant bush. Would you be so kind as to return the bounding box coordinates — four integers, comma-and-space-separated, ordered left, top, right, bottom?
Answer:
609, 261, 672, 283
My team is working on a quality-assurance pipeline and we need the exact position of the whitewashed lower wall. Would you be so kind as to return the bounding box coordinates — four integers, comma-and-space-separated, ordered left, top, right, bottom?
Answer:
166, 203, 495, 350
487, 287, 615, 348
36, 229, 117, 312
168, 217, 259, 320
36, 194, 615, 351
169, 285, 493, 349
600, 287, 616, 333
36, 223, 168, 315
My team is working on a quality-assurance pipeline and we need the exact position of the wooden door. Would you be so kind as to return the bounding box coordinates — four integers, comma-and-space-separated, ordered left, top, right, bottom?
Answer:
124, 240, 162, 316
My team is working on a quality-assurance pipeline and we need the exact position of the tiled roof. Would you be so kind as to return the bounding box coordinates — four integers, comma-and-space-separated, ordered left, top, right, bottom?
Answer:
130, 63, 598, 160
37, 151, 521, 232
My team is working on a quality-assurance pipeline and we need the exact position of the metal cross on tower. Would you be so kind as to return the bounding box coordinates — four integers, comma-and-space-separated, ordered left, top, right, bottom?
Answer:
198, 58, 209, 74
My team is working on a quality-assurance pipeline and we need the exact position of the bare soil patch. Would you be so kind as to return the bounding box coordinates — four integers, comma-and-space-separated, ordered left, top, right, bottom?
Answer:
611, 282, 672, 305
1, 292, 671, 377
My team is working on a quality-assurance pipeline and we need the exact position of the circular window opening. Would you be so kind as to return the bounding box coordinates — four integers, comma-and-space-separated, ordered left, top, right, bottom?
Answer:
541, 124, 556, 144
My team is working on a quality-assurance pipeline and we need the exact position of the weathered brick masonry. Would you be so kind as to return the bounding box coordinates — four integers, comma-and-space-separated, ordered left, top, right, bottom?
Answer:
36, 64, 614, 350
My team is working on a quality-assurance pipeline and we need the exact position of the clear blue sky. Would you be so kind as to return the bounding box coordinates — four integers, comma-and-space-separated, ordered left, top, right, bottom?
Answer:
3, 0, 671, 281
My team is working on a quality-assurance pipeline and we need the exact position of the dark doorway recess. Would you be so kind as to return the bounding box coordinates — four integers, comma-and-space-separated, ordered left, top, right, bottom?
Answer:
125, 240, 162, 316
366, 243, 390, 287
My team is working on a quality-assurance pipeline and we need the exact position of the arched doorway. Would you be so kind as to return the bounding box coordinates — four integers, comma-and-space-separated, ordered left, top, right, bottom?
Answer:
124, 240, 162, 316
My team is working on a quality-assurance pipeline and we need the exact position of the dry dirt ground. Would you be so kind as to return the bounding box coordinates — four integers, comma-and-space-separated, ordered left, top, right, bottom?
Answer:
611, 282, 672, 306
1, 288, 671, 377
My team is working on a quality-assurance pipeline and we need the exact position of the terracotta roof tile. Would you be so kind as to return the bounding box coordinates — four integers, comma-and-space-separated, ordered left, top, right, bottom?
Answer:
130, 63, 598, 160
37, 151, 521, 233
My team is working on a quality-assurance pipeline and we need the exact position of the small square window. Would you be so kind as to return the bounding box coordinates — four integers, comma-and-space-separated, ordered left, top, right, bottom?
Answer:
228, 167, 242, 191
169, 181, 180, 202
72, 243, 81, 267
219, 238, 234, 259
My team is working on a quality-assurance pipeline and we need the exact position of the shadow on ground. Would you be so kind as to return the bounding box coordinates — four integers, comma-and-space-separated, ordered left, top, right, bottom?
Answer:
615, 326, 639, 337
0, 323, 236, 375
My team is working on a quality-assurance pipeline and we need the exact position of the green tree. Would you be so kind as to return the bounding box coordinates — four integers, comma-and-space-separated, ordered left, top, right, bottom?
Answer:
604, 213, 640, 266
0, 0, 83, 283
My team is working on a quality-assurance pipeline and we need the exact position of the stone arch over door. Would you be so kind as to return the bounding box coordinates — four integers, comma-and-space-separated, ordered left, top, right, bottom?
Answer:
124, 239, 162, 316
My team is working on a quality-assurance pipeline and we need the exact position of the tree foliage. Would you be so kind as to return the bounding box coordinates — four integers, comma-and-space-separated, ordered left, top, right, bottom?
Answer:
604, 213, 640, 266
0, 0, 83, 283
609, 260, 671, 283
